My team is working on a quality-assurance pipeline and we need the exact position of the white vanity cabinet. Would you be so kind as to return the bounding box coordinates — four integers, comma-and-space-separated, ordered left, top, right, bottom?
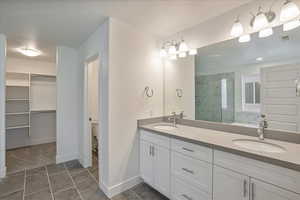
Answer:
213, 166, 249, 200
140, 130, 171, 198
139, 129, 300, 200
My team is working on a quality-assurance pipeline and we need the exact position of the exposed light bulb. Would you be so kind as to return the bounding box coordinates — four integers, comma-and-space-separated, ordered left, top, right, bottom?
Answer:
169, 54, 177, 60
238, 34, 251, 43
259, 27, 273, 38
189, 49, 197, 55
280, 0, 300, 22
256, 57, 264, 61
253, 12, 269, 30
168, 45, 177, 55
178, 40, 189, 52
17, 47, 42, 57
160, 48, 167, 57
179, 52, 187, 58
283, 19, 300, 31
230, 19, 244, 37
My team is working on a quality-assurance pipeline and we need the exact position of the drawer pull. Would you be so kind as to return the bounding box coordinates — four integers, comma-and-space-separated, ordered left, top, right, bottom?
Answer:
182, 167, 194, 174
182, 194, 193, 200
182, 147, 194, 152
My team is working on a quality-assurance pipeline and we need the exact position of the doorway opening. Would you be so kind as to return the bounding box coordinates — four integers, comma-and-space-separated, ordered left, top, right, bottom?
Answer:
84, 55, 100, 182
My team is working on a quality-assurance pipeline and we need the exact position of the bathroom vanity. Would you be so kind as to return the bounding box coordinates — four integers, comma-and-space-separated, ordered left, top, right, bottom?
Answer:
138, 123, 300, 200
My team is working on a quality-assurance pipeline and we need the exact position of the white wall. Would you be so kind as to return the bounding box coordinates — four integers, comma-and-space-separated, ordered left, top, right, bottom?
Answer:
78, 19, 109, 189
56, 46, 80, 163
6, 57, 56, 75
107, 18, 163, 196
164, 57, 195, 119
0, 34, 6, 178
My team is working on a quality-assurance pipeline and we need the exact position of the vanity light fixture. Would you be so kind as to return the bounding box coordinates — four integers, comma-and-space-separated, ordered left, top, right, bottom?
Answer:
17, 47, 42, 57
280, 0, 300, 22
160, 38, 197, 59
230, 18, 244, 37
283, 19, 300, 31
259, 27, 273, 38
253, 8, 269, 31
160, 48, 167, 57
238, 34, 251, 43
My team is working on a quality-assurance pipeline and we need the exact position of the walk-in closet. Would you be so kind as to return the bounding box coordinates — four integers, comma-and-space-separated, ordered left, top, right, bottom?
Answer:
5, 57, 56, 173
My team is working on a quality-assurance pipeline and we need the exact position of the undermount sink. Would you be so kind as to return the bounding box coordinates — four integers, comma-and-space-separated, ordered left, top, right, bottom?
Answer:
233, 139, 286, 154
153, 124, 177, 131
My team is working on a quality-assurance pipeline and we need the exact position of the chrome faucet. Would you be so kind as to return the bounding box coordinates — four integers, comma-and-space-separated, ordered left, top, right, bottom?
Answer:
257, 114, 268, 140
168, 112, 177, 127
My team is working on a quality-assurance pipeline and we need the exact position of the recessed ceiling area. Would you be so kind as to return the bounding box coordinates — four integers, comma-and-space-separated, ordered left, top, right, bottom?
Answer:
0, 0, 253, 62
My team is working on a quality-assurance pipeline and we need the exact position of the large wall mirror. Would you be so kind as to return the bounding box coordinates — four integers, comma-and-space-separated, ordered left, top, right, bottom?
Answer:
164, 25, 300, 133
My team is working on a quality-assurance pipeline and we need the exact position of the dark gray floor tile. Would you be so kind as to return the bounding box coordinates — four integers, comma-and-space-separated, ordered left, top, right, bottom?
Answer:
80, 187, 109, 200
132, 183, 168, 200
46, 163, 66, 175
25, 173, 49, 195
24, 188, 52, 200
0, 190, 23, 200
65, 160, 84, 174
71, 169, 93, 185
49, 171, 73, 193
54, 188, 81, 200
112, 189, 140, 200
87, 167, 99, 182
75, 176, 97, 192
26, 166, 47, 177
0, 171, 25, 197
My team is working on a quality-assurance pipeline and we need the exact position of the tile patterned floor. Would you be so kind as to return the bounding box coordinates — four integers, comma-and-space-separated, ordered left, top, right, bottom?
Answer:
0, 160, 168, 200
6, 143, 56, 174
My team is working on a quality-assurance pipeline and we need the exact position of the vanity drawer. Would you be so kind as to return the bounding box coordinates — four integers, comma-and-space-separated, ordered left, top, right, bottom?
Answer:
140, 129, 170, 149
171, 151, 212, 193
214, 150, 300, 194
171, 176, 211, 200
171, 138, 213, 163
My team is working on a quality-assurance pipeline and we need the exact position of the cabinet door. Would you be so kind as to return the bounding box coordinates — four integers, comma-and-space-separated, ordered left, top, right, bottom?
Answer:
154, 145, 170, 197
213, 166, 249, 200
140, 140, 154, 185
250, 179, 300, 200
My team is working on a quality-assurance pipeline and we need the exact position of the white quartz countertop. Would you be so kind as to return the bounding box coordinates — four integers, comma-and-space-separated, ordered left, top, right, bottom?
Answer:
139, 123, 300, 171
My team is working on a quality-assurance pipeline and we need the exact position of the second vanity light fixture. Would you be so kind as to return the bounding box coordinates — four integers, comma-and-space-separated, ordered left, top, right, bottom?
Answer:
160, 39, 197, 59
231, 0, 300, 43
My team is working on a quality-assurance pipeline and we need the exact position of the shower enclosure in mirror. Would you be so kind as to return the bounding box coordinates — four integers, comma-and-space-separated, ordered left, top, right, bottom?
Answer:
164, 25, 300, 132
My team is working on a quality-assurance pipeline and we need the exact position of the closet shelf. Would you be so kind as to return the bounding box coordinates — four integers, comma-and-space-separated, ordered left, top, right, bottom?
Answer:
6, 112, 30, 116
31, 109, 56, 113
6, 85, 30, 87
6, 99, 30, 101
6, 125, 30, 130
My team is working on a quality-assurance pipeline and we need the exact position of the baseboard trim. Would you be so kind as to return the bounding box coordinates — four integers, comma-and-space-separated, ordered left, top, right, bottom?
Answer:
0, 166, 6, 178
100, 176, 142, 198
56, 153, 79, 163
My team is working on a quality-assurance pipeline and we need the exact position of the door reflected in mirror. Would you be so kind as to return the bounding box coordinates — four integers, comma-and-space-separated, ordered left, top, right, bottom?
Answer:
164, 25, 300, 133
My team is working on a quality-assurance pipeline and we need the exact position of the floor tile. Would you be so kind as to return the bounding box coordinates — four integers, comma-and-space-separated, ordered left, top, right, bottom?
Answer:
65, 160, 85, 174
49, 171, 73, 193
25, 173, 49, 195
26, 166, 47, 177
0, 171, 25, 197
75, 176, 98, 192
54, 188, 81, 200
80, 187, 109, 200
46, 163, 66, 175
112, 189, 140, 200
132, 183, 168, 200
24, 188, 52, 200
0, 190, 23, 200
71, 169, 93, 185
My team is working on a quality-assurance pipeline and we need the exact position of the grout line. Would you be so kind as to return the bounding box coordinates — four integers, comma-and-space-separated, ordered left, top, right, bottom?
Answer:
86, 167, 99, 185
45, 165, 55, 200
64, 163, 85, 200
22, 169, 26, 200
